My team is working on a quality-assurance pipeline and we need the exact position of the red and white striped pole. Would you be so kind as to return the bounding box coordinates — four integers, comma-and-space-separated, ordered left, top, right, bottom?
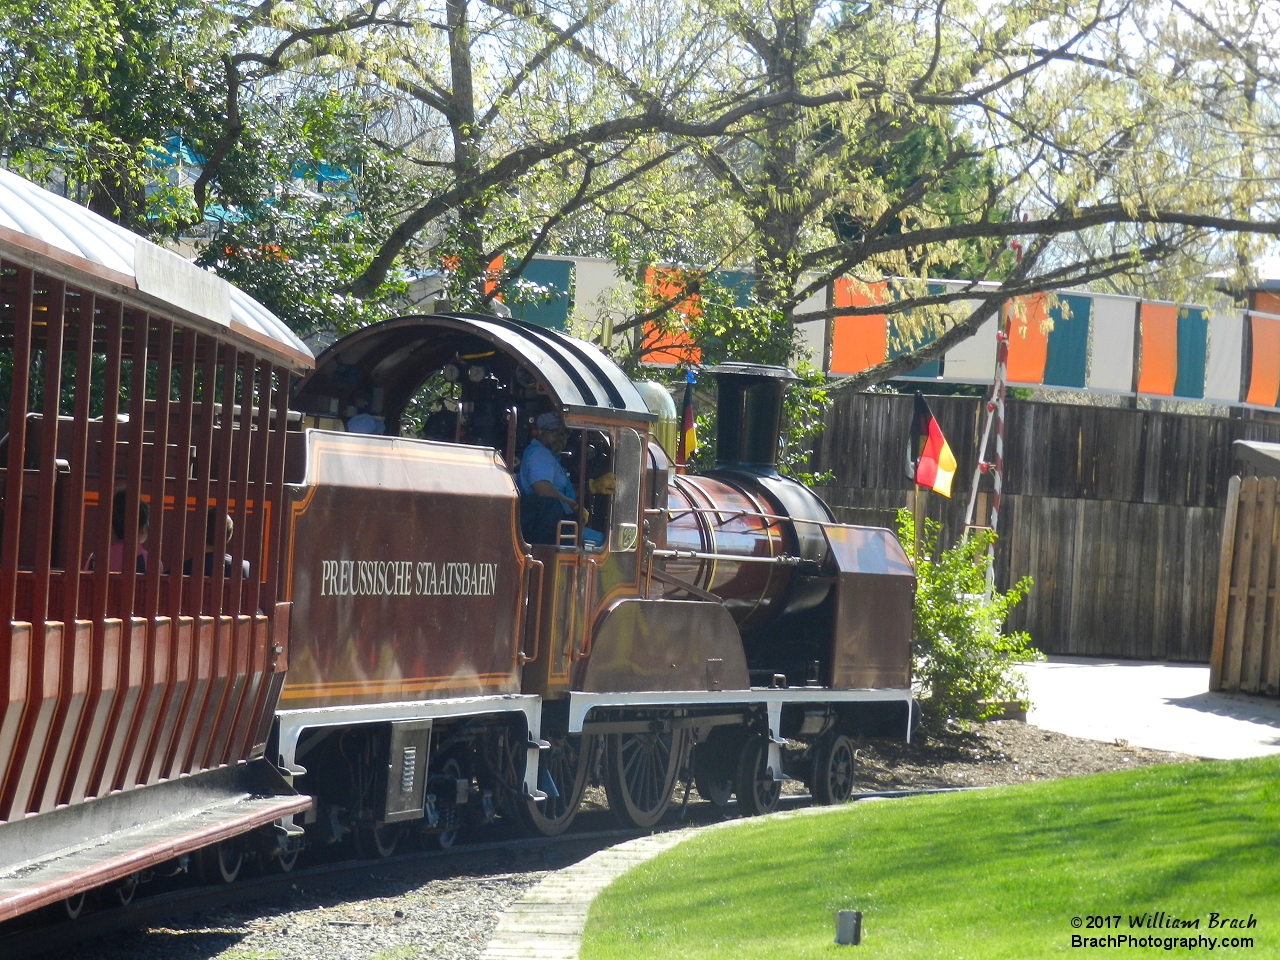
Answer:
989, 306, 1008, 533
963, 305, 1008, 530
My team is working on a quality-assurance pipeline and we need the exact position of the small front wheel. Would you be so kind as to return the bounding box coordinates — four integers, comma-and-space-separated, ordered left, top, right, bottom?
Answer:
735, 736, 780, 817
811, 735, 856, 805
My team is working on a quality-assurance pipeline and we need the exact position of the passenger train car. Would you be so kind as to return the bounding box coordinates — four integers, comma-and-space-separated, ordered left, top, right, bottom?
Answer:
0, 169, 915, 922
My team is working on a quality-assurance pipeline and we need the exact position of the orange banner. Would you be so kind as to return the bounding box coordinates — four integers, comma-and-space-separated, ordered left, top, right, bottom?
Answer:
1005, 294, 1049, 384
1247, 314, 1280, 407
829, 279, 888, 375
1136, 303, 1178, 396
641, 266, 701, 366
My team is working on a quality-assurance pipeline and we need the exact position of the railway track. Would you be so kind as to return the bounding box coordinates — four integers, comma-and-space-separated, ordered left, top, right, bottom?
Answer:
2, 788, 969, 959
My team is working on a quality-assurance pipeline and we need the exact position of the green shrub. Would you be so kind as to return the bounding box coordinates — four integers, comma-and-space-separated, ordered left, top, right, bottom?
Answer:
896, 509, 1042, 727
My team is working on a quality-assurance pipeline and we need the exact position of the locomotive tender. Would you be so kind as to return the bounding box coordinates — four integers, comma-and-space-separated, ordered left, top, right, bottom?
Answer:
0, 168, 914, 923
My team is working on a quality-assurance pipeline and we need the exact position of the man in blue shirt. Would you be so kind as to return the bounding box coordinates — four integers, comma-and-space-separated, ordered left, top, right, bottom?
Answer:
518, 413, 605, 547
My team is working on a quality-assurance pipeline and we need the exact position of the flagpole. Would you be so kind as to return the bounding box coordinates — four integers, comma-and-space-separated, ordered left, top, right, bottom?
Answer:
912, 486, 921, 565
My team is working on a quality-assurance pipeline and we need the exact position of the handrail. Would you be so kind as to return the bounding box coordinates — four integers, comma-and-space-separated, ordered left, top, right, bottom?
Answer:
570, 556, 598, 660
665, 506, 841, 528
652, 548, 807, 566
556, 519, 579, 550
516, 555, 544, 665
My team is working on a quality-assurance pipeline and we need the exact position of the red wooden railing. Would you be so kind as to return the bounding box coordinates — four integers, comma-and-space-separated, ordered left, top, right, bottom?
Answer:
0, 260, 296, 819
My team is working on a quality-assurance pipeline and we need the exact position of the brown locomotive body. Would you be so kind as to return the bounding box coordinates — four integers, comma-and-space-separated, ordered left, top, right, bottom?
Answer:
0, 167, 915, 925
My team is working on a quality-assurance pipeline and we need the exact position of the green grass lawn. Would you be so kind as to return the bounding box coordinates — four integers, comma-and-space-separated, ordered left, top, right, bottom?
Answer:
580, 757, 1280, 959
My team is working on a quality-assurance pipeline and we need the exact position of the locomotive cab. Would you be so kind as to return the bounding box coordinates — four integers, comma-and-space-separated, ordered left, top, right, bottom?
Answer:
291, 314, 649, 556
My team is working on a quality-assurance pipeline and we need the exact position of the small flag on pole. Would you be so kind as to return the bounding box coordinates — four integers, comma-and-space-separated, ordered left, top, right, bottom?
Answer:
676, 370, 697, 470
906, 392, 957, 497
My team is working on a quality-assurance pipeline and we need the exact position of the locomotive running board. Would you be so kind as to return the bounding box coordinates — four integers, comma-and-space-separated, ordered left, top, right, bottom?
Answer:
0, 759, 310, 922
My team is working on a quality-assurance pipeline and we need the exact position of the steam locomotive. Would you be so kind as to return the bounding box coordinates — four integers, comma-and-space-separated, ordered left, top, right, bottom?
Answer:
284, 316, 916, 839
0, 168, 913, 923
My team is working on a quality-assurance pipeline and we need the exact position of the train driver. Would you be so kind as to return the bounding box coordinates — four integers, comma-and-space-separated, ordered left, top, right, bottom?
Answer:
518, 412, 606, 547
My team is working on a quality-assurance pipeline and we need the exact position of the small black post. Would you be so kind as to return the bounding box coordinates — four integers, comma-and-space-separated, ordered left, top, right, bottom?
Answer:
835, 910, 862, 945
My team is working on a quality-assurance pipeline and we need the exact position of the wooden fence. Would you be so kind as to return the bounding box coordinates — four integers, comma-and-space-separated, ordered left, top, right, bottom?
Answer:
808, 392, 1280, 661
1210, 476, 1280, 694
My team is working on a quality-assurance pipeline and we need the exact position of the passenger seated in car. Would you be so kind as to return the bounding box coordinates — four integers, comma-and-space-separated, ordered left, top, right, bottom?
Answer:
86, 489, 149, 573
184, 507, 250, 579
518, 413, 607, 547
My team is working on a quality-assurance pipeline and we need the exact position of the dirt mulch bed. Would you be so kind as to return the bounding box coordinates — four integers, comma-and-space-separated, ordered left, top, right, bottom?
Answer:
839, 720, 1201, 792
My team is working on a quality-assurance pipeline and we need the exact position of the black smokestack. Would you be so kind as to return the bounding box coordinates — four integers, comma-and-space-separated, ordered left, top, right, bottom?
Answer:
708, 363, 798, 472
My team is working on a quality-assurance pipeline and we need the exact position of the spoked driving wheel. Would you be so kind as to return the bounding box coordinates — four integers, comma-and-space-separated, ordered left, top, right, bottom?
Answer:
604, 726, 690, 828
522, 733, 596, 836
735, 735, 781, 817
811, 734, 856, 805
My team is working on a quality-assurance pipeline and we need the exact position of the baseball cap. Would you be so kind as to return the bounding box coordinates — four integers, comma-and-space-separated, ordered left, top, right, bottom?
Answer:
535, 412, 564, 431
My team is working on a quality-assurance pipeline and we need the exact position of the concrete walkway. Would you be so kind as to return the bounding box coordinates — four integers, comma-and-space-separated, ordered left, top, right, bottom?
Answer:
481, 806, 846, 960
1022, 656, 1280, 759
482, 830, 693, 960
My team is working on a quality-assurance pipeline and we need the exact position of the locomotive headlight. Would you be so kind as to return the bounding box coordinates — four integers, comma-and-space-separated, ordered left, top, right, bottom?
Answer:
467, 364, 488, 383
442, 362, 462, 383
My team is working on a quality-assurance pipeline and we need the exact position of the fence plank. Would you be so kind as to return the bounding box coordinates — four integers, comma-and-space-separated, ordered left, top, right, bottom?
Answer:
1242, 477, 1277, 691
1224, 477, 1259, 689
1210, 476, 1241, 688
1263, 490, 1280, 697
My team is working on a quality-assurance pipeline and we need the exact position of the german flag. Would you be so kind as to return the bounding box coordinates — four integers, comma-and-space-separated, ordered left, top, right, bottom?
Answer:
676, 371, 697, 470
906, 393, 957, 497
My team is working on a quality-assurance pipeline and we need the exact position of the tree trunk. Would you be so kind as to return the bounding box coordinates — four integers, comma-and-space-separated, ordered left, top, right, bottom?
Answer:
447, 0, 487, 289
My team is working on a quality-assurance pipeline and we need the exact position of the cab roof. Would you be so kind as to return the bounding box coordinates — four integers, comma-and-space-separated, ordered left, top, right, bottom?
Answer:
293, 313, 654, 426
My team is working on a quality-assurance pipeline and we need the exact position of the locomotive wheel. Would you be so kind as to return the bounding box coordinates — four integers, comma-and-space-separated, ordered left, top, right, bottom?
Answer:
111, 872, 140, 906
603, 728, 690, 828
434, 757, 463, 849
274, 844, 301, 873
355, 821, 400, 859
63, 892, 87, 920
522, 733, 596, 836
735, 736, 781, 817
436, 807, 459, 850
811, 735, 856, 805
198, 839, 243, 884
693, 737, 736, 808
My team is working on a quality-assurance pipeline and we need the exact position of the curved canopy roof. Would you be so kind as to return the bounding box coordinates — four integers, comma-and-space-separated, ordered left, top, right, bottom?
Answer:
293, 313, 653, 429
0, 167, 312, 370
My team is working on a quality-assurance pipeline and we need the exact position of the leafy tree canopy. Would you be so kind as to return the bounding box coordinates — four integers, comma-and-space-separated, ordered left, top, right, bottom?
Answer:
2, 0, 1279, 384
